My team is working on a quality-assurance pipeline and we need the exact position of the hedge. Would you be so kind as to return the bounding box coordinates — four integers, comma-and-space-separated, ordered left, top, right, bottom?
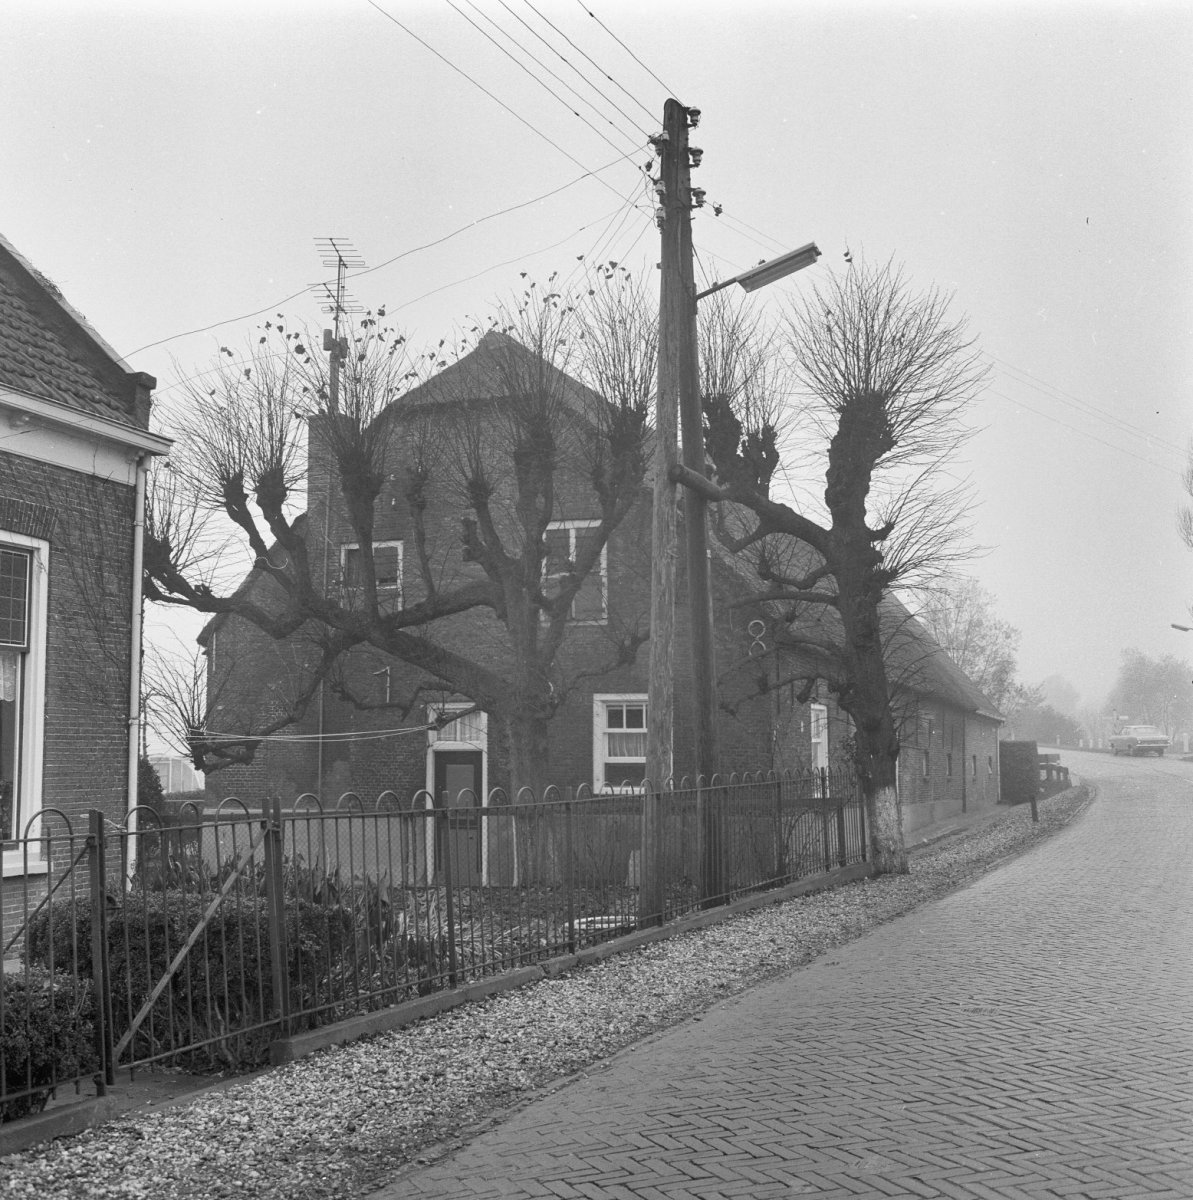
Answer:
1, 967, 97, 1121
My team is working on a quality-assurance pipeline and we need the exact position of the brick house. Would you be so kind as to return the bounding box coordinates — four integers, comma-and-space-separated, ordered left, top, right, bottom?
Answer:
766, 592, 1003, 836
885, 609, 1004, 832
0, 234, 169, 889
199, 332, 845, 809
198, 331, 999, 835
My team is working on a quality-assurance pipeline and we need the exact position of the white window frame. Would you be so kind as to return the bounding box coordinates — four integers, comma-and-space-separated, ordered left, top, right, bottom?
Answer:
2, 532, 48, 875
340, 540, 403, 605
544, 519, 607, 624
426, 703, 488, 752
810, 702, 829, 771
593, 694, 648, 791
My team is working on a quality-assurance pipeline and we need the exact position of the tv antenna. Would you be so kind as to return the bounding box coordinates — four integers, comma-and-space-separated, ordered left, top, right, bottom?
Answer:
312, 237, 365, 412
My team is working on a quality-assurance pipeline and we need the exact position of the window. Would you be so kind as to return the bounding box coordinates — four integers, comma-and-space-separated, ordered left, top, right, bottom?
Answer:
594, 695, 647, 790
810, 703, 829, 771
921, 749, 930, 779
987, 755, 994, 777
429, 704, 487, 748
972, 754, 978, 779
946, 753, 953, 778
1, 537, 47, 861
341, 542, 402, 606
544, 520, 606, 623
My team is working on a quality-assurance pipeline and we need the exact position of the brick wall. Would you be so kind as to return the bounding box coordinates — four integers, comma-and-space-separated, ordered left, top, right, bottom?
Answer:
899, 698, 1002, 833
2, 455, 135, 875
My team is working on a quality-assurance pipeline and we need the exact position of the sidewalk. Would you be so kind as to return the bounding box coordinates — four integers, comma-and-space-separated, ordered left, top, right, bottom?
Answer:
376, 771, 1193, 1199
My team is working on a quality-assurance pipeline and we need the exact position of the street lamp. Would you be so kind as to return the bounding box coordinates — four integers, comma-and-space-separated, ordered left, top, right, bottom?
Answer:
695, 243, 822, 301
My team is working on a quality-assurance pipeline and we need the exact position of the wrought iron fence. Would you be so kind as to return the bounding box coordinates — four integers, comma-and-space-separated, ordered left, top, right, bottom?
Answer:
0, 766, 862, 1120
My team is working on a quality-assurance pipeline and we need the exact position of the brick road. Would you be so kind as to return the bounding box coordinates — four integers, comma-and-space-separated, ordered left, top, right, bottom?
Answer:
375, 754, 1193, 1199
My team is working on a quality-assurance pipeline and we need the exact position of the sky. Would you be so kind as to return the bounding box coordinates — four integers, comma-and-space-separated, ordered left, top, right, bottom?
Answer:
3, 0, 1191, 717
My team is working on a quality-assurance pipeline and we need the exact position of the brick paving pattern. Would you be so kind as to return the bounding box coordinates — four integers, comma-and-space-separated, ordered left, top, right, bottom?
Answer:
376, 759, 1193, 1199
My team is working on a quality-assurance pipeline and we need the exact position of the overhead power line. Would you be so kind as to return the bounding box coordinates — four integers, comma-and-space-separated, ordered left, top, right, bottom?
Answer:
497, 0, 653, 136
452, 0, 646, 154
126, 155, 636, 358
567, 0, 681, 108
365, 0, 631, 202
986, 387, 1183, 477
986, 354, 1186, 464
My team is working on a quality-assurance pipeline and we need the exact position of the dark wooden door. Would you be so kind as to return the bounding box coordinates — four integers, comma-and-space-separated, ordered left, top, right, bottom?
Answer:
434, 750, 483, 879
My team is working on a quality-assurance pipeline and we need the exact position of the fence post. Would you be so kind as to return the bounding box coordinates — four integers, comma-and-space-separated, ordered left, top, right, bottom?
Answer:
639, 782, 663, 928
774, 776, 785, 880
87, 810, 114, 1090
698, 777, 725, 910
858, 776, 868, 862
564, 787, 576, 954
820, 769, 832, 873
262, 797, 291, 1030
836, 799, 848, 868
439, 791, 459, 986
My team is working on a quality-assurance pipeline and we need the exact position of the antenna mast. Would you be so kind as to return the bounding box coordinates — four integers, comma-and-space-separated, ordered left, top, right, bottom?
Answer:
312, 237, 365, 413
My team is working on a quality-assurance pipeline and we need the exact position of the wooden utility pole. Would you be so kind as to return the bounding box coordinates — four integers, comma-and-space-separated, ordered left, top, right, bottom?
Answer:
645, 99, 724, 908
670, 105, 725, 905
645, 98, 689, 794
642, 98, 689, 926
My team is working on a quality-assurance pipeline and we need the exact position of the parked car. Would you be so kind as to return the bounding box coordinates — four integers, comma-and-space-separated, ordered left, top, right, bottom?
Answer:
1108, 725, 1170, 756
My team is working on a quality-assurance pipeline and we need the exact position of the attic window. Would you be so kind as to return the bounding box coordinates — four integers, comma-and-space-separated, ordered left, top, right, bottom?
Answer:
341, 541, 402, 604
543, 521, 606, 623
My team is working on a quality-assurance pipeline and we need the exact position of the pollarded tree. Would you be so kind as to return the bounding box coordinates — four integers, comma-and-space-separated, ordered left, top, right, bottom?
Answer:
692, 260, 986, 874
144, 273, 656, 798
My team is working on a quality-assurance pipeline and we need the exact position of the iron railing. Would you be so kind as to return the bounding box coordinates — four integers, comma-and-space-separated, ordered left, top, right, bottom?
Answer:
0, 767, 863, 1120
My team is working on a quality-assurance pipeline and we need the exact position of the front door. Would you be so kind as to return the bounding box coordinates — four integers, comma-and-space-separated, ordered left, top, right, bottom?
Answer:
433, 750, 483, 881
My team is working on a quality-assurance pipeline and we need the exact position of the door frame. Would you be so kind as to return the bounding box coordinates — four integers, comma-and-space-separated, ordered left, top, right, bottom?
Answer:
424, 704, 489, 883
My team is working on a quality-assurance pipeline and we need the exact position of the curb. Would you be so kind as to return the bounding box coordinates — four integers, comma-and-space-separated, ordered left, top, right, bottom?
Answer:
268, 860, 877, 1066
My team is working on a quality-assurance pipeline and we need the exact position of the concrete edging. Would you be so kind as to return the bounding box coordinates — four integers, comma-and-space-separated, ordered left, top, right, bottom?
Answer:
268, 860, 877, 1066
0, 1095, 123, 1157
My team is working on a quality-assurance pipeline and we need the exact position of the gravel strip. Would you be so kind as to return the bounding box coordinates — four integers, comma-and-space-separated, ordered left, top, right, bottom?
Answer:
1, 789, 1090, 1199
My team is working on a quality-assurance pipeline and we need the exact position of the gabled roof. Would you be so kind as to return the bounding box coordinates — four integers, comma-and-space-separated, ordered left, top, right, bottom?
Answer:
723, 525, 1002, 721
388, 330, 604, 416
880, 603, 1004, 721
0, 232, 154, 427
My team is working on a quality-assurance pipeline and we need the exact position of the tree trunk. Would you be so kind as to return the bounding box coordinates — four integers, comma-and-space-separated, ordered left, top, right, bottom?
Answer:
865, 780, 906, 875
852, 724, 907, 874
504, 708, 559, 886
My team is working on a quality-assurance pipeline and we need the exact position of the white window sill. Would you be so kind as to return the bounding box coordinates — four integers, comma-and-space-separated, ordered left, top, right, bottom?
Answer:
2, 855, 48, 878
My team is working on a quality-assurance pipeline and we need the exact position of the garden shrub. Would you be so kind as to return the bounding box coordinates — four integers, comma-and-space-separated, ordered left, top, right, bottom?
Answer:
137, 756, 165, 812
26, 891, 352, 1070
1, 967, 97, 1122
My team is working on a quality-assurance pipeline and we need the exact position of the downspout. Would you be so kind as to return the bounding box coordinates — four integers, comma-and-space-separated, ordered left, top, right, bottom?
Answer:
961, 714, 968, 814
125, 453, 149, 874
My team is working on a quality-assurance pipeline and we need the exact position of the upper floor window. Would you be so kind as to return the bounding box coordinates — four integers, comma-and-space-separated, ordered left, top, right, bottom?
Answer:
1, 538, 47, 864
593, 695, 646, 790
544, 520, 606, 624
809, 702, 829, 771
341, 541, 402, 607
